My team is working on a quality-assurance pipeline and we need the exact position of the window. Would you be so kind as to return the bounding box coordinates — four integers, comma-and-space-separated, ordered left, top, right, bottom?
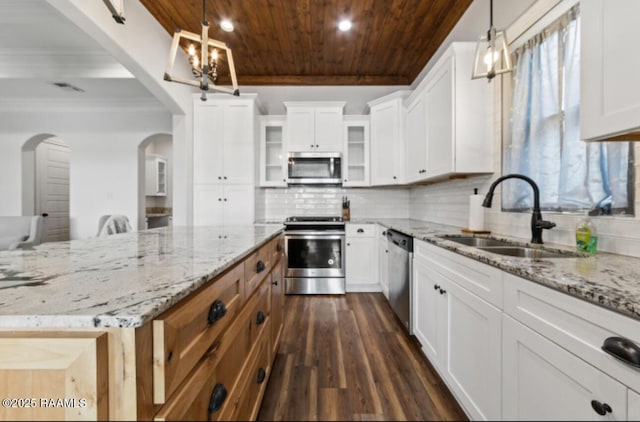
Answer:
503, 5, 634, 216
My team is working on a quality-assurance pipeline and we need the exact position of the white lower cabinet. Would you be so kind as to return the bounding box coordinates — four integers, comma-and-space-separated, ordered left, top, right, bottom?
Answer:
345, 224, 379, 292
503, 314, 627, 421
377, 225, 389, 299
412, 239, 501, 421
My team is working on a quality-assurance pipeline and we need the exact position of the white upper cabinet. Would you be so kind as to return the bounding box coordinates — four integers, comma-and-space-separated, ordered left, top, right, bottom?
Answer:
193, 95, 258, 185
581, 0, 640, 141
259, 115, 287, 187
343, 116, 370, 186
405, 92, 427, 183
368, 91, 410, 186
145, 154, 167, 196
284, 102, 345, 152
406, 43, 493, 182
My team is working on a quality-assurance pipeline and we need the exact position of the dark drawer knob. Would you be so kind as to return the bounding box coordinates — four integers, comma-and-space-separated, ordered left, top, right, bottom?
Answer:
208, 383, 227, 414
357, 228, 364, 233
602, 336, 640, 368
439, 288, 447, 295
272, 279, 278, 286
256, 310, 266, 325
256, 260, 266, 273
433, 284, 440, 290
591, 400, 612, 416
257, 367, 267, 384
207, 300, 227, 324
276, 243, 282, 252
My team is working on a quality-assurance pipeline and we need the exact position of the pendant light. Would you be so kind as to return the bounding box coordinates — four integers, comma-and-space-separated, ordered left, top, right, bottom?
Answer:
164, 0, 239, 100
471, 0, 513, 81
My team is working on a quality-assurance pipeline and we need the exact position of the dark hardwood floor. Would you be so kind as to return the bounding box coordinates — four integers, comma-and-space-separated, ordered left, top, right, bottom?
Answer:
258, 293, 467, 421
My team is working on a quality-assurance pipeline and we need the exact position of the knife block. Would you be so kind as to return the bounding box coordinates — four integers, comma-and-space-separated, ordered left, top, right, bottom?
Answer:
342, 207, 350, 221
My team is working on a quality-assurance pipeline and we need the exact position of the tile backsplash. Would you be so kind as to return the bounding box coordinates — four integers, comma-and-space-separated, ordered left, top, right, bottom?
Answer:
257, 186, 410, 221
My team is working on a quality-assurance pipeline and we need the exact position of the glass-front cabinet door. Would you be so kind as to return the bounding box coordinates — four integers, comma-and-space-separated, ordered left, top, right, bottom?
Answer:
259, 116, 287, 187
343, 116, 370, 186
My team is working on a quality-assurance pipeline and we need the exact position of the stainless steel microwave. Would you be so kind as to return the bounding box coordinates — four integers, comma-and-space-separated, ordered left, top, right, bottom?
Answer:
287, 152, 342, 185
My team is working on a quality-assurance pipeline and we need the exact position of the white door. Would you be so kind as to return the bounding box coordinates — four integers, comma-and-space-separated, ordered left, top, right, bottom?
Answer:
193, 103, 224, 184
629, 389, 640, 420
36, 139, 70, 242
222, 184, 254, 225
345, 236, 378, 292
405, 94, 427, 182
412, 257, 444, 366
377, 227, 389, 299
425, 58, 453, 178
286, 107, 315, 151
223, 104, 254, 185
503, 314, 627, 421
443, 279, 502, 421
370, 102, 398, 185
314, 107, 343, 151
193, 184, 224, 226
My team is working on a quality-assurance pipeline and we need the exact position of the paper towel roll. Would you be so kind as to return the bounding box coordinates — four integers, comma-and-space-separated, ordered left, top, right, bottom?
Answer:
468, 193, 485, 231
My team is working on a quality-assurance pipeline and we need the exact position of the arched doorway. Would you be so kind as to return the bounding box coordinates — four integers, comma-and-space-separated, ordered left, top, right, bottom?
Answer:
138, 134, 173, 230
22, 135, 70, 243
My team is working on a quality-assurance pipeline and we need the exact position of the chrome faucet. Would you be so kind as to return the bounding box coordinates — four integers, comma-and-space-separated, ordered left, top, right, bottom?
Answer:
482, 174, 556, 244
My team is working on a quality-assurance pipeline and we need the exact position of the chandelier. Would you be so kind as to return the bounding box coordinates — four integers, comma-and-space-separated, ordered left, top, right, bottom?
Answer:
164, 0, 239, 100
471, 0, 513, 81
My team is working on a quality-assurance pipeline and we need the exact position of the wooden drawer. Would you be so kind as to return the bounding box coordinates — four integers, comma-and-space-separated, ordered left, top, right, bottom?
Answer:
222, 330, 271, 421
346, 223, 376, 237
248, 275, 271, 348
153, 263, 245, 404
415, 239, 503, 308
245, 239, 275, 297
503, 272, 640, 393
153, 303, 251, 422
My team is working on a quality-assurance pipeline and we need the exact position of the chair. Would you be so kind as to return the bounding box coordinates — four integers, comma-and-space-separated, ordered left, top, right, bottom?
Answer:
96, 215, 133, 237
0, 216, 44, 250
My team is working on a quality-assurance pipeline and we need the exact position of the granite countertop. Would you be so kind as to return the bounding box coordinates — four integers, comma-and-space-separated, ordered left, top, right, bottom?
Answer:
0, 224, 283, 329
351, 218, 640, 322
146, 213, 172, 217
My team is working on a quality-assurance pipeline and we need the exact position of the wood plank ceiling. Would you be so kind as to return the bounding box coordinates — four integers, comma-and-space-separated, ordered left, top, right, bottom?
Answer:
140, 0, 473, 86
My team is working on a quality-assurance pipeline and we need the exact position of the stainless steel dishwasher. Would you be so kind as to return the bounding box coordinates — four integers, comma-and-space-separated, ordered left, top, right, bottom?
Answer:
387, 229, 413, 332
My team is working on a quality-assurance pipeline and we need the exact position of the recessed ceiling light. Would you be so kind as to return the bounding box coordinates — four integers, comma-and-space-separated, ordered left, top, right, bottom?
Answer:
338, 19, 352, 32
220, 19, 234, 32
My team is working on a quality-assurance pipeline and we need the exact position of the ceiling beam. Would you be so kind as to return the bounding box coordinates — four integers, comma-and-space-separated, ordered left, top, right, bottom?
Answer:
0, 49, 133, 79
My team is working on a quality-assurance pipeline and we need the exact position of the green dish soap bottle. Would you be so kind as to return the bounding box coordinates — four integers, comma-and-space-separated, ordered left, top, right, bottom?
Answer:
576, 218, 598, 254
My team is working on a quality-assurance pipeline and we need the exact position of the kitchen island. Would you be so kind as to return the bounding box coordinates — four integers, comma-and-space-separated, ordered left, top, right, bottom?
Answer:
0, 224, 285, 421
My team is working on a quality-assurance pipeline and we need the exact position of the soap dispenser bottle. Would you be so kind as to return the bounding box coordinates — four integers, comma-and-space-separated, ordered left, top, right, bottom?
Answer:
576, 217, 598, 254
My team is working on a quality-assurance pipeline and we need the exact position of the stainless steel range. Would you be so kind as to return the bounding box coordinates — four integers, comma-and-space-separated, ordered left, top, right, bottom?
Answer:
284, 216, 345, 294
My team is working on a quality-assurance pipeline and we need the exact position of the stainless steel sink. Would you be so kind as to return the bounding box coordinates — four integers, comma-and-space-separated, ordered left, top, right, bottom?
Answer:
439, 236, 514, 248
477, 246, 581, 259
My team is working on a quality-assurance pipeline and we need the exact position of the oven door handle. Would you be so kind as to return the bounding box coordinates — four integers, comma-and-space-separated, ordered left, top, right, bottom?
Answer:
285, 232, 345, 238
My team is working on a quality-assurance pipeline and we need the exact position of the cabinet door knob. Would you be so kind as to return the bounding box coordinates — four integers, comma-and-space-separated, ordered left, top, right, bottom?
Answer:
272, 279, 278, 286
256, 310, 266, 325
347, 243, 351, 246
218, 176, 222, 180
315, 144, 319, 148
310, 144, 314, 148
218, 198, 222, 201
223, 176, 227, 180
344, 179, 348, 182
256, 260, 266, 273
602, 336, 640, 368
393, 176, 397, 179
223, 198, 227, 202
257, 367, 267, 384
41, 213, 49, 217
590, 400, 612, 416
208, 383, 227, 414
433, 284, 440, 290
283, 178, 287, 182
276, 243, 283, 252
207, 300, 227, 324
439, 288, 447, 295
